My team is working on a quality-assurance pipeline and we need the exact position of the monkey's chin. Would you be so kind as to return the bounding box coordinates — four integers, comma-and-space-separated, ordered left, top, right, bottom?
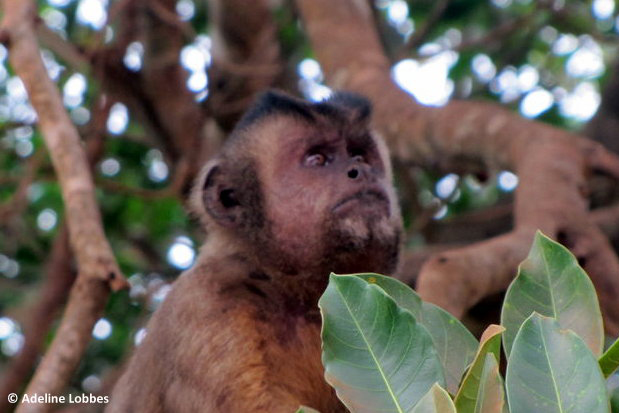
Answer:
324, 214, 401, 274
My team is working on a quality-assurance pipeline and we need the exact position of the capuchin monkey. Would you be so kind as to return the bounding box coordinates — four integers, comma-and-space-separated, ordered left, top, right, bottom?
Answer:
106, 91, 402, 413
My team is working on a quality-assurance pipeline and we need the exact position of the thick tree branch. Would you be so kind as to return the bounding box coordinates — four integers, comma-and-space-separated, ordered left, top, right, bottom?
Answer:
1, 1, 128, 409
207, 0, 282, 131
297, 0, 619, 332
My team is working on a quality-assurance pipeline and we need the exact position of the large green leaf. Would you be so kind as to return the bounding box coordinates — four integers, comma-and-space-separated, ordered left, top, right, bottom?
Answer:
320, 274, 444, 413
411, 383, 456, 413
501, 231, 603, 357
355, 273, 478, 393
454, 325, 504, 412
600, 338, 619, 377
505, 313, 609, 413
474, 354, 506, 413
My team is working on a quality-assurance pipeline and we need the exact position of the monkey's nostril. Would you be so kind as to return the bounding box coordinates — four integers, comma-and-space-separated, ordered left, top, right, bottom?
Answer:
348, 168, 359, 179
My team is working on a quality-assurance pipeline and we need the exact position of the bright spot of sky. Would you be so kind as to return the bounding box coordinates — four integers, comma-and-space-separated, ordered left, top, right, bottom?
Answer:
101, 158, 121, 177
148, 159, 169, 182
1, 257, 20, 279
0, 317, 16, 340
520, 87, 554, 118
92, 318, 112, 340
167, 236, 196, 270
491, 0, 512, 8
124, 42, 143, 72
7, 77, 28, 100
307, 83, 333, 102
48, 0, 72, 7
435, 174, 459, 199
181, 45, 208, 72
15, 139, 34, 158
498, 171, 519, 191
2, 332, 24, 356
42, 8, 67, 32
298, 58, 323, 82
566, 37, 604, 78
539, 26, 558, 44
384, 0, 413, 36
187, 71, 208, 92
76, 0, 108, 30
433, 205, 448, 220
490, 65, 540, 103
593, 0, 615, 19
128, 273, 147, 299
134, 328, 147, 346
82, 375, 102, 393
472, 54, 496, 83
71, 107, 91, 125
107, 102, 129, 135
27, 184, 44, 203
63, 73, 87, 108
517, 65, 539, 92
392, 51, 458, 106
42, 50, 64, 81
558, 82, 600, 122
176, 0, 195, 21
37, 208, 58, 232
552, 34, 578, 55
180, 39, 211, 93
0, 255, 9, 273
152, 284, 172, 308
387, 0, 408, 25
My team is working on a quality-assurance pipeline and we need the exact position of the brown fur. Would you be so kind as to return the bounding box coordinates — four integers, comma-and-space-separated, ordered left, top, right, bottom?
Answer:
107, 92, 402, 412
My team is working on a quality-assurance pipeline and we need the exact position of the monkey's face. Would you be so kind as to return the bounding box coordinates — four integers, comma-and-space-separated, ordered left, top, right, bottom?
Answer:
196, 91, 402, 276
255, 116, 402, 274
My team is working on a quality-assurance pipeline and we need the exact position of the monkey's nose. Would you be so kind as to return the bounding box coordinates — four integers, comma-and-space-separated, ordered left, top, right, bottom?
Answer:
347, 167, 360, 179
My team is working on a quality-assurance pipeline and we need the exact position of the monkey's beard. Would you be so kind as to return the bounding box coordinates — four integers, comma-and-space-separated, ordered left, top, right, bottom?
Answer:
319, 211, 402, 276
253, 209, 401, 280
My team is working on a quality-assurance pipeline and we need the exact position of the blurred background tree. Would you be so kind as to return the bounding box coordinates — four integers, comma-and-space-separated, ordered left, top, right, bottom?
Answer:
2, 0, 619, 411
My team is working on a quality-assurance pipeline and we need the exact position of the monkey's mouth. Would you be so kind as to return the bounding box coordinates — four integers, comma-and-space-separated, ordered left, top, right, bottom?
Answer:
332, 188, 390, 215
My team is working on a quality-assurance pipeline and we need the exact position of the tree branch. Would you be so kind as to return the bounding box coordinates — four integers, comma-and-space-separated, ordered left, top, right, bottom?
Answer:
1, 0, 129, 408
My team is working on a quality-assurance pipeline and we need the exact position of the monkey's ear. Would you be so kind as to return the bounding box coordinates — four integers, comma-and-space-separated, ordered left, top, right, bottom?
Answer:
198, 162, 242, 228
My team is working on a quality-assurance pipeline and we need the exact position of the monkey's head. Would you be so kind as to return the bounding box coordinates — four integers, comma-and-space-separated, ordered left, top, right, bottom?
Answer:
193, 91, 402, 277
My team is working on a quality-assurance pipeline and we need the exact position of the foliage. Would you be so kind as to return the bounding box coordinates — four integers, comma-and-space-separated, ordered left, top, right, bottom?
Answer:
317, 232, 618, 412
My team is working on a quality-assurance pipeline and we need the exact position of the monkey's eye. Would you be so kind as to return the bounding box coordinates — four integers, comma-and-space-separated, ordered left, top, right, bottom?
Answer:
305, 153, 328, 167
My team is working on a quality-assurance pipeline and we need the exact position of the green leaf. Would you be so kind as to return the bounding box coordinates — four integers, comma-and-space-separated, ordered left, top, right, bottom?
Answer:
411, 383, 456, 413
355, 273, 422, 316
419, 302, 477, 394
600, 337, 619, 377
501, 231, 603, 357
505, 313, 609, 413
355, 273, 478, 394
295, 406, 320, 413
320, 274, 444, 413
454, 324, 504, 412
474, 354, 506, 413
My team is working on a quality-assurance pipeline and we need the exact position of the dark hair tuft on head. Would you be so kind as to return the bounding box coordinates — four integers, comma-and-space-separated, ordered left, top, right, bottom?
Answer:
324, 92, 372, 121
235, 91, 315, 131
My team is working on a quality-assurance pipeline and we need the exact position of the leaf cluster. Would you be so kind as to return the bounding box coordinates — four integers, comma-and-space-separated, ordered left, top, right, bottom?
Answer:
312, 232, 619, 413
